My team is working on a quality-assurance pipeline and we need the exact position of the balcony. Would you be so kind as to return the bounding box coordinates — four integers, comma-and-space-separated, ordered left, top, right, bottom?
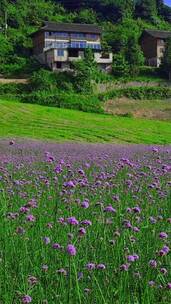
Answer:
94, 52, 113, 64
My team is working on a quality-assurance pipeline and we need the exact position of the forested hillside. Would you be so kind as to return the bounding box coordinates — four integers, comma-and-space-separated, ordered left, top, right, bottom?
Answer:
1, 0, 171, 75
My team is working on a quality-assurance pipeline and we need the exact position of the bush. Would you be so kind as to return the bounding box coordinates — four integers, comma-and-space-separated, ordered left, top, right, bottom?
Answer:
22, 91, 103, 113
0, 83, 28, 96
99, 86, 171, 101
0, 57, 43, 77
112, 53, 130, 78
30, 69, 57, 91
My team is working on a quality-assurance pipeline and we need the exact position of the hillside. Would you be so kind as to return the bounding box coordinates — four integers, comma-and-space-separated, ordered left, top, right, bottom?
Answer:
0, 99, 171, 144
1, 0, 171, 77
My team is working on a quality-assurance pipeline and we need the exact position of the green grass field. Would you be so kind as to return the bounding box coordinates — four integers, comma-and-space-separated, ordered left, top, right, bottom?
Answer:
0, 99, 171, 144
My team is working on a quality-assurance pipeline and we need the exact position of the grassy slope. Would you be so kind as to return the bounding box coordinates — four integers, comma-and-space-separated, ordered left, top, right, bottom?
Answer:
0, 99, 171, 144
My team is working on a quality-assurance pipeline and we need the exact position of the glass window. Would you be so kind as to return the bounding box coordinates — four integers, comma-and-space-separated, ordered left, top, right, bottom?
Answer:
56, 32, 69, 38
70, 41, 86, 48
71, 33, 85, 39
87, 43, 101, 50
57, 50, 64, 56
87, 34, 98, 40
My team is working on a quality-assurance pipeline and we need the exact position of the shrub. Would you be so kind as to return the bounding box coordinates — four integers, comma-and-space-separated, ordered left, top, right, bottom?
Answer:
112, 53, 130, 78
0, 83, 27, 96
99, 86, 171, 101
30, 69, 57, 91
22, 91, 103, 113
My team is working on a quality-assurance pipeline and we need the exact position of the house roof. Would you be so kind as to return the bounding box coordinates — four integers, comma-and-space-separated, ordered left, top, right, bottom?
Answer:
143, 29, 171, 39
31, 22, 102, 37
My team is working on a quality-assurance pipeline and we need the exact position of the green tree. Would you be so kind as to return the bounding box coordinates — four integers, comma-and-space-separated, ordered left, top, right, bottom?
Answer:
156, 0, 164, 15
112, 53, 130, 77
135, 0, 157, 20
160, 38, 171, 80
71, 49, 97, 93
74, 9, 97, 24
125, 36, 144, 76
0, 33, 13, 65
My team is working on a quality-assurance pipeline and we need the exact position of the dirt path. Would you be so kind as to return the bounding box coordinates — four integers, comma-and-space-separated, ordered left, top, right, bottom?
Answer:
0, 78, 28, 84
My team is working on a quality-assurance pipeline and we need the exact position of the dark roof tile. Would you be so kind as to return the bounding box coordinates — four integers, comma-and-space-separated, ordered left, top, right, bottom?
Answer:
144, 29, 171, 39
31, 22, 102, 36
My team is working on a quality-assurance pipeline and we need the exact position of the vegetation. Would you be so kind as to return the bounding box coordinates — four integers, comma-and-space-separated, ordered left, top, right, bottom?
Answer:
1, 142, 171, 303
0, 0, 171, 78
1, 1, 171, 110
160, 37, 171, 79
99, 86, 171, 101
103, 97, 171, 121
0, 98, 171, 144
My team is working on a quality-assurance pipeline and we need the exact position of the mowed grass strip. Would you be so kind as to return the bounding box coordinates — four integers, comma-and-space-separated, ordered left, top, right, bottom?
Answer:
0, 99, 171, 144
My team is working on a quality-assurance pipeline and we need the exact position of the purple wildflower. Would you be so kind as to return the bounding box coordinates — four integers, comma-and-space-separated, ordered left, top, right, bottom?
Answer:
43, 237, 51, 245
96, 264, 106, 270
167, 283, 171, 289
132, 206, 141, 214
26, 214, 36, 222
81, 200, 89, 209
52, 243, 61, 250
86, 263, 96, 270
104, 205, 116, 213
149, 260, 157, 268
80, 220, 92, 226
160, 268, 167, 275
22, 295, 32, 303
159, 232, 168, 239
67, 216, 79, 225
120, 263, 130, 271
78, 227, 86, 236
28, 275, 38, 286
67, 244, 76, 256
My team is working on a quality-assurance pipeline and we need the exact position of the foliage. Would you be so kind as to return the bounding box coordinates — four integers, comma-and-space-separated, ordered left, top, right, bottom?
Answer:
112, 53, 130, 77
30, 69, 57, 91
135, 0, 158, 21
99, 86, 171, 101
1, 0, 171, 84
71, 49, 98, 93
74, 9, 98, 24
0, 33, 13, 64
160, 37, 171, 79
0, 83, 26, 95
22, 91, 103, 113
125, 36, 145, 76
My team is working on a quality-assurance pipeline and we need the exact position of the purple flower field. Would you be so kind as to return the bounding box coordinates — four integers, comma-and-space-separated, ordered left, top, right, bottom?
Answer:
0, 140, 171, 303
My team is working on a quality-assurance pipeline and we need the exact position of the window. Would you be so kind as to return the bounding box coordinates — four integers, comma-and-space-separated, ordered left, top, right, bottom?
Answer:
56, 32, 69, 38
70, 41, 87, 48
71, 33, 85, 39
87, 43, 101, 50
57, 50, 64, 56
87, 34, 98, 40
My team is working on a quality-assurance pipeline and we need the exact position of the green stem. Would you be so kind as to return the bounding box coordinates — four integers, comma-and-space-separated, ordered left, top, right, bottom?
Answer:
73, 262, 82, 304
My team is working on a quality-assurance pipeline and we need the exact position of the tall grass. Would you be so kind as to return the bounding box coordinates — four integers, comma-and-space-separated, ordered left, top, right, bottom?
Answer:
0, 142, 171, 303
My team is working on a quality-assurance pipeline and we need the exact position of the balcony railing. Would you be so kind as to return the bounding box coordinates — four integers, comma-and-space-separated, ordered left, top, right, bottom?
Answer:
44, 41, 101, 51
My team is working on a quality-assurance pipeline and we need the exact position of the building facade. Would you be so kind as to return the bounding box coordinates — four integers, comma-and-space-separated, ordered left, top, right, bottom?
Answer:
31, 22, 113, 72
141, 29, 171, 67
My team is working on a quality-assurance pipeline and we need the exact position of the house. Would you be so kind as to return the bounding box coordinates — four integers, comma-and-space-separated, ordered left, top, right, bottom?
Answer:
141, 29, 171, 67
31, 22, 113, 72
